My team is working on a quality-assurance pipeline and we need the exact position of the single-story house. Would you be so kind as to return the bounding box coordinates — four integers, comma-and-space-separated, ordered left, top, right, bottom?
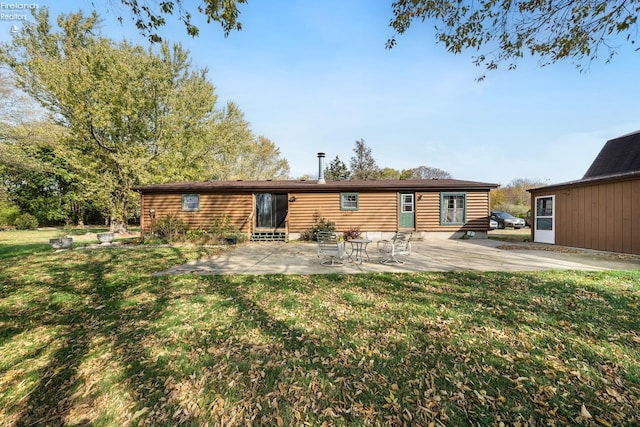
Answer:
528, 131, 640, 254
135, 154, 498, 241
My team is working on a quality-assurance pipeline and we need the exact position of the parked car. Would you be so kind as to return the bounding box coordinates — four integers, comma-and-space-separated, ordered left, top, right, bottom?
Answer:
489, 218, 498, 229
490, 211, 526, 229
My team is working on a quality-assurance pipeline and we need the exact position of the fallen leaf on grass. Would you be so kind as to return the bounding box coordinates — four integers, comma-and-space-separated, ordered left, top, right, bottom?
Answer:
595, 416, 612, 426
131, 407, 149, 420
581, 404, 592, 418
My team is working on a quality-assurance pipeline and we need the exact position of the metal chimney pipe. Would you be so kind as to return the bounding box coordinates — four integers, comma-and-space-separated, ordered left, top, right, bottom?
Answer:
317, 152, 326, 184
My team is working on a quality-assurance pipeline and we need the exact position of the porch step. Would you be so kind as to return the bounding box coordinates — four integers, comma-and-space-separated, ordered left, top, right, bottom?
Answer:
250, 232, 286, 242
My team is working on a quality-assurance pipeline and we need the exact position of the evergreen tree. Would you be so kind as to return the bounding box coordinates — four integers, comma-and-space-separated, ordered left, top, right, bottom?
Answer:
349, 139, 380, 180
324, 155, 350, 180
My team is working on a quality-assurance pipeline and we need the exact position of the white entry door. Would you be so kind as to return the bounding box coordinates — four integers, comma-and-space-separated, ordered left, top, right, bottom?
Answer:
534, 195, 555, 244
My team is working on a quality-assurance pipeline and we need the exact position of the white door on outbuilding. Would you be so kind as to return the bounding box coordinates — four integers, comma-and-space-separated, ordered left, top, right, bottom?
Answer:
534, 195, 555, 244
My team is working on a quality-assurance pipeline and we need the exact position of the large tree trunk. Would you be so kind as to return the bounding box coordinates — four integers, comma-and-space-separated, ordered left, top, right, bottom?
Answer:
109, 216, 128, 233
109, 193, 129, 233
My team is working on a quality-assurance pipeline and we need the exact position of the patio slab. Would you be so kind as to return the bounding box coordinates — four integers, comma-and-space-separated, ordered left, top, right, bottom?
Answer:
153, 238, 640, 276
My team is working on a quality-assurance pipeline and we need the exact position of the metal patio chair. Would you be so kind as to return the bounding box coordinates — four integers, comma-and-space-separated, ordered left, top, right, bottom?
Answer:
377, 231, 412, 264
317, 231, 346, 266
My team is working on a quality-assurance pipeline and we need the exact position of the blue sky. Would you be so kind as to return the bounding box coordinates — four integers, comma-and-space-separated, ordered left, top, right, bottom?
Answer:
2, 1, 640, 185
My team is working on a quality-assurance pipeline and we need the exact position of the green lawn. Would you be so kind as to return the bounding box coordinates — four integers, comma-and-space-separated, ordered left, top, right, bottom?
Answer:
1, 230, 639, 426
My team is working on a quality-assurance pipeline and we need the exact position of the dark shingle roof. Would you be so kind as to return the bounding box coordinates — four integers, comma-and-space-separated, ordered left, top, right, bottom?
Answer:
135, 178, 498, 194
583, 130, 640, 179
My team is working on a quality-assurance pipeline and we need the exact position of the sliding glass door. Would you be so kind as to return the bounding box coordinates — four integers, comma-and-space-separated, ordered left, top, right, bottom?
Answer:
255, 193, 288, 229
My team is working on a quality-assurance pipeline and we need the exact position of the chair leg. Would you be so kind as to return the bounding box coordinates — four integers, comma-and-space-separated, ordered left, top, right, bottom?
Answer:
380, 255, 404, 265
321, 256, 344, 266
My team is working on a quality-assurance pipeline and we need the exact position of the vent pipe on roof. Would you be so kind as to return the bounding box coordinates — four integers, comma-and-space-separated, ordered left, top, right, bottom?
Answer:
317, 152, 326, 184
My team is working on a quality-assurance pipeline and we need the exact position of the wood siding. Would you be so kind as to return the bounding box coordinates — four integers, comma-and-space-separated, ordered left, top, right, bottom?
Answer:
530, 178, 640, 254
288, 192, 399, 232
288, 190, 490, 232
416, 191, 490, 232
140, 189, 492, 235
140, 193, 253, 235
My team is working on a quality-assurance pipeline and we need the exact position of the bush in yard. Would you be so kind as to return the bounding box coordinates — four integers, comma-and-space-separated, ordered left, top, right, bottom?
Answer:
0, 202, 20, 226
185, 228, 211, 244
300, 217, 336, 241
208, 214, 233, 238
224, 230, 247, 244
13, 213, 39, 230
155, 214, 188, 242
207, 214, 247, 244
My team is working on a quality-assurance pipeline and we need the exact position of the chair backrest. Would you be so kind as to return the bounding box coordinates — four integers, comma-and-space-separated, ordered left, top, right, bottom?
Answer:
317, 231, 338, 244
393, 232, 412, 251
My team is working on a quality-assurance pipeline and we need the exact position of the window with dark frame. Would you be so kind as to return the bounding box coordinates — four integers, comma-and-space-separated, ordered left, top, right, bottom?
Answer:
441, 192, 466, 224
255, 193, 288, 228
181, 194, 200, 212
340, 192, 359, 210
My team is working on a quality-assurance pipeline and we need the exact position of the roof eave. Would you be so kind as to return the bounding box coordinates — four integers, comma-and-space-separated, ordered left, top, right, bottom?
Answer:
527, 171, 640, 193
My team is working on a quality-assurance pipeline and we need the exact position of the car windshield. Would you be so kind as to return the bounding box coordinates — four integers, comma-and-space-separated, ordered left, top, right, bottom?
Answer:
495, 212, 515, 219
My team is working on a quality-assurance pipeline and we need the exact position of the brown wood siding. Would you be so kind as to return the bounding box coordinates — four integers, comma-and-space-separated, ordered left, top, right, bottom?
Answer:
632, 179, 640, 254
288, 192, 399, 232
622, 180, 633, 254
140, 193, 253, 235
140, 188, 493, 236
530, 177, 640, 254
287, 190, 490, 233
416, 191, 490, 232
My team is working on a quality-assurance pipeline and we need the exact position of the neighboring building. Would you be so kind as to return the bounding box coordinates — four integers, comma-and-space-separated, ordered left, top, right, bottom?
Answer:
135, 155, 498, 241
528, 131, 640, 254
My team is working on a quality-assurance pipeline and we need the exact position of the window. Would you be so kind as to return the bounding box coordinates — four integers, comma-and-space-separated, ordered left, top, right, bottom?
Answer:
182, 194, 200, 212
441, 193, 466, 225
401, 193, 414, 213
535, 196, 553, 230
340, 193, 359, 210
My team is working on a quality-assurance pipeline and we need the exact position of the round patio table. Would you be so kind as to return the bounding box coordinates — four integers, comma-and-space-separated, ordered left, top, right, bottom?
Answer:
348, 239, 372, 264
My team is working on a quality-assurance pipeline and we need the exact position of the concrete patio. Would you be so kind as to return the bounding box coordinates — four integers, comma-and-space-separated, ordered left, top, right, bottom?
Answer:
153, 238, 640, 276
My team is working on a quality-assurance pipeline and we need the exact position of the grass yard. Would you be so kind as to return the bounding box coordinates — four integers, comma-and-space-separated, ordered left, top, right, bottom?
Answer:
488, 228, 532, 243
1, 230, 639, 426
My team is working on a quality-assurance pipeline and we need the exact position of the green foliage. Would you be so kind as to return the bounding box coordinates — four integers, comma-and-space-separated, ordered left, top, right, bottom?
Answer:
223, 230, 247, 244
491, 178, 547, 215
184, 228, 210, 243
1, 236, 639, 425
13, 213, 39, 230
117, 0, 248, 42
1, 10, 220, 232
209, 214, 247, 243
300, 217, 336, 241
388, 0, 639, 76
208, 214, 233, 236
180, 215, 248, 245
204, 104, 290, 180
350, 139, 380, 180
0, 202, 20, 226
155, 214, 188, 241
378, 167, 402, 180
324, 155, 350, 180
1, 10, 290, 231
115, 1, 638, 76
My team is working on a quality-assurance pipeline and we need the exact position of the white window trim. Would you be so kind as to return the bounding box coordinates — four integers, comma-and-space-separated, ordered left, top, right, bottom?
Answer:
340, 192, 359, 211
182, 194, 200, 212
440, 192, 466, 225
